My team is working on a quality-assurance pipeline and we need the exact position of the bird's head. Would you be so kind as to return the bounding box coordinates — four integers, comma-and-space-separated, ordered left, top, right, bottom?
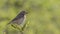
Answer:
20, 10, 28, 15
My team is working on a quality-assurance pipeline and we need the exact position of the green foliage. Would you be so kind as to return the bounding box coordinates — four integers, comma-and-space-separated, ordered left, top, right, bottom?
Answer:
0, 0, 60, 34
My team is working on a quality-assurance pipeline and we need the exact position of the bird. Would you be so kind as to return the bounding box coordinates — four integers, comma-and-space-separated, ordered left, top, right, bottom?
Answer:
3, 10, 28, 34
8, 10, 28, 26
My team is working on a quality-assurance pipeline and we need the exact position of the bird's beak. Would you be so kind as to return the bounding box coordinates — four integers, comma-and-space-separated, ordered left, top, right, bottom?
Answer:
26, 12, 28, 14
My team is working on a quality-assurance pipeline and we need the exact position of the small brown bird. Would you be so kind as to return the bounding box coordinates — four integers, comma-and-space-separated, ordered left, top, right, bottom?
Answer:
8, 10, 28, 26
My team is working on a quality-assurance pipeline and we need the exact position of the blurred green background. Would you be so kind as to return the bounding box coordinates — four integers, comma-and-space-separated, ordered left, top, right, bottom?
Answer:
0, 0, 60, 34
